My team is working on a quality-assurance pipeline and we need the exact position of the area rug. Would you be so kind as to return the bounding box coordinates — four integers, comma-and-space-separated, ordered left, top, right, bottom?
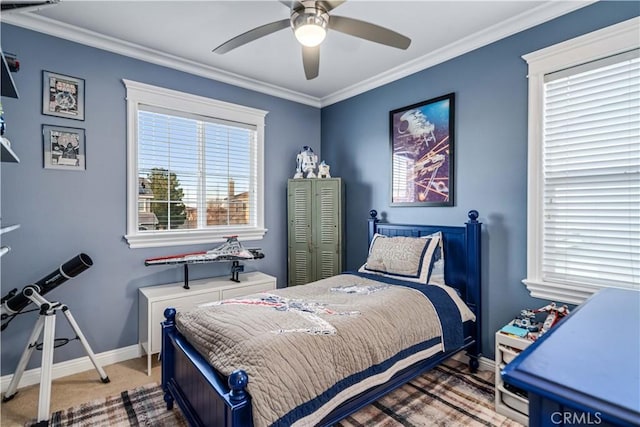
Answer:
25, 383, 187, 427
27, 361, 521, 426
336, 361, 522, 427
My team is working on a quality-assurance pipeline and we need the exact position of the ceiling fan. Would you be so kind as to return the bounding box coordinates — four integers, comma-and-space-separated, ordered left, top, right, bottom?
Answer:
212, 0, 411, 80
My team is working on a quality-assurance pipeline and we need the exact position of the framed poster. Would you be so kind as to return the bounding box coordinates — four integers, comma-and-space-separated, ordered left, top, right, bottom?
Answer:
43, 125, 86, 171
42, 71, 85, 121
390, 93, 454, 206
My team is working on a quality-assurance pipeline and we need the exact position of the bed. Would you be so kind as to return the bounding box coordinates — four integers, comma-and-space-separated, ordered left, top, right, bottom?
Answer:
161, 209, 482, 426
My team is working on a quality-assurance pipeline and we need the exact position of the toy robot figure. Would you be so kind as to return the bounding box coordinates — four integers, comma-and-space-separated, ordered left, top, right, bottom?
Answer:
317, 161, 331, 178
293, 146, 318, 178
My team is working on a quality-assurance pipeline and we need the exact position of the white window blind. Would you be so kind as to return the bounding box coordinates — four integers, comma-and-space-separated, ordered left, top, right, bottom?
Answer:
542, 50, 640, 290
138, 107, 257, 232
123, 79, 267, 248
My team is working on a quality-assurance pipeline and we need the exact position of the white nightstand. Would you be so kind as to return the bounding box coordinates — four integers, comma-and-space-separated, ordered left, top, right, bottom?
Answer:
495, 327, 534, 425
138, 271, 276, 375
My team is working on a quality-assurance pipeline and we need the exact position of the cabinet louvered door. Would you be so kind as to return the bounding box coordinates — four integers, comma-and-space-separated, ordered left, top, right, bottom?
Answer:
313, 179, 342, 280
287, 180, 313, 286
287, 178, 343, 286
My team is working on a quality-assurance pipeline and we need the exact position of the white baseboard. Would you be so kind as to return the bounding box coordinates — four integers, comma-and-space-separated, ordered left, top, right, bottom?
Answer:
450, 351, 496, 372
1, 344, 141, 393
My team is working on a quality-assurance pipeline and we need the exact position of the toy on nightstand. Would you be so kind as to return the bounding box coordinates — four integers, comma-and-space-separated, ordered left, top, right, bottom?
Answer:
533, 302, 570, 336
513, 309, 541, 332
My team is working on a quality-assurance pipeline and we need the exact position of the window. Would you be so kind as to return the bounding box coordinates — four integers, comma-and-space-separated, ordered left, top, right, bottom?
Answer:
124, 80, 268, 248
522, 18, 639, 304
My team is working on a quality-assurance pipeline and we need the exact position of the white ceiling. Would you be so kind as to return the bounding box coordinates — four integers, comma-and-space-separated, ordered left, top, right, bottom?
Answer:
1, 0, 593, 106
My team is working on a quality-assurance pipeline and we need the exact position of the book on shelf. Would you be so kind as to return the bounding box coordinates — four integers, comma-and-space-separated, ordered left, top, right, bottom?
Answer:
500, 324, 529, 338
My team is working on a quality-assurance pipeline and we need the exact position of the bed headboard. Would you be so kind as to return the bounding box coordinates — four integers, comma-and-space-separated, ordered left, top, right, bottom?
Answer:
367, 209, 482, 358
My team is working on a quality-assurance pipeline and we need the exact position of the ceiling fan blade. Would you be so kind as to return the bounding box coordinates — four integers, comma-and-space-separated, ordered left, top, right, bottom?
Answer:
213, 19, 290, 54
317, 1, 346, 12
1, 0, 59, 13
329, 15, 411, 50
302, 46, 320, 80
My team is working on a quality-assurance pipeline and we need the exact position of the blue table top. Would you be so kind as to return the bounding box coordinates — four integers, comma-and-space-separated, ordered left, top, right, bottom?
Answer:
502, 288, 640, 425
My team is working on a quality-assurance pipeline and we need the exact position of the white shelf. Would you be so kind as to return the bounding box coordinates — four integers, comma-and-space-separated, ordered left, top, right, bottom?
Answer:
1, 137, 19, 163
0, 50, 19, 261
1, 50, 18, 99
0, 224, 20, 235
0, 246, 10, 258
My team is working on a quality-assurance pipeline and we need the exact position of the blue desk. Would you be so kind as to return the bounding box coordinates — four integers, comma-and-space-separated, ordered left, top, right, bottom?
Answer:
502, 288, 640, 427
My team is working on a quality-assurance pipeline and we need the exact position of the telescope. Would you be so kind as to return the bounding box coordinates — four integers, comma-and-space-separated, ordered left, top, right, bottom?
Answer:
1, 253, 93, 321
1, 252, 109, 423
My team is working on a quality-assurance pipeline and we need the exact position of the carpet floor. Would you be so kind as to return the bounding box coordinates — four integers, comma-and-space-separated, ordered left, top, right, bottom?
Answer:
22, 360, 522, 427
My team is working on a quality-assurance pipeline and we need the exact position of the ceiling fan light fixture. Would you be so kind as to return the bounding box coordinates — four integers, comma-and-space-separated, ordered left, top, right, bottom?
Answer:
292, 8, 328, 47
295, 24, 326, 47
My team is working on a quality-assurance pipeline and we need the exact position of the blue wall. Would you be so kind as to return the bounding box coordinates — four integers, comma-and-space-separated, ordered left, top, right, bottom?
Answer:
321, 2, 639, 359
1, 1, 638, 375
0, 24, 320, 374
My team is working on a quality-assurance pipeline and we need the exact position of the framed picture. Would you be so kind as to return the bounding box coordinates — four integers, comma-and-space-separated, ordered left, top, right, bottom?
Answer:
390, 93, 455, 206
43, 125, 86, 171
42, 71, 85, 121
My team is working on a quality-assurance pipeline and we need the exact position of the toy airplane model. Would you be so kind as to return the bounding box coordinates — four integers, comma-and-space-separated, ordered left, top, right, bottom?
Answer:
144, 236, 264, 266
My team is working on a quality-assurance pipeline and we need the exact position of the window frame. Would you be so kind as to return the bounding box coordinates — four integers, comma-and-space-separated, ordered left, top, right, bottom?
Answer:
123, 79, 268, 249
521, 17, 639, 304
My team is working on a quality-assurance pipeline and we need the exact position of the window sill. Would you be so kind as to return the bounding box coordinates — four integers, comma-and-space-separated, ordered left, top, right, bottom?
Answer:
521, 278, 603, 305
125, 228, 267, 249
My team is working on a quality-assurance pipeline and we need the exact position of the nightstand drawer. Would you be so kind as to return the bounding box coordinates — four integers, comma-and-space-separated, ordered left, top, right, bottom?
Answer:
497, 385, 529, 416
497, 344, 521, 365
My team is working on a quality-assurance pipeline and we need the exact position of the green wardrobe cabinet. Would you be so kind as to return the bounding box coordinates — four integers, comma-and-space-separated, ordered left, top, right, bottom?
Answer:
287, 178, 344, 286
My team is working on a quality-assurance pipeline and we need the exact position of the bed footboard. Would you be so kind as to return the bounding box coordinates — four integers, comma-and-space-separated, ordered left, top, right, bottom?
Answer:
162, 308, 253, 427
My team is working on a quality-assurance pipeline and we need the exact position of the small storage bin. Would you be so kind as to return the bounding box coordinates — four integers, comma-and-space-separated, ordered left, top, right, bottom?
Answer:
498, 385, 529, 415
498, 344, 520, 364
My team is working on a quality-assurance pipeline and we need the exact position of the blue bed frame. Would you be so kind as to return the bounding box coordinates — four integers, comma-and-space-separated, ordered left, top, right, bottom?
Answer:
161, 210, 482, 426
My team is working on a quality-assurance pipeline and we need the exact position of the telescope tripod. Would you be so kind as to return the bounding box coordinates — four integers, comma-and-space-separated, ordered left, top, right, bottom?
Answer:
2, 290, 109, 426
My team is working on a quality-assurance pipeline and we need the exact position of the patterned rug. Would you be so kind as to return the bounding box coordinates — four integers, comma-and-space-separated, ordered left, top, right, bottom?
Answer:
25, 383, 187, 427
27, 361, 521, 426
336, 361, 522, 427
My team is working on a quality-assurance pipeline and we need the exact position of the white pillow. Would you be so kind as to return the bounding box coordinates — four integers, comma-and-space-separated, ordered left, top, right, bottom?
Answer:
426, 231, 445, 285
358, 232, 442, 284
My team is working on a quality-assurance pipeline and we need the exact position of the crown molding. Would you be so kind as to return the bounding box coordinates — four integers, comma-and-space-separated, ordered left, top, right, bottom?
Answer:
1, 13, 322, 108
319, 0, 596, 107
3, 1, 595, 109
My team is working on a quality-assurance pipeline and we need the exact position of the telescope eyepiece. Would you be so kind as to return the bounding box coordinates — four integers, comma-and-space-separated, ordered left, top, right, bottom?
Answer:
1, 289, 18, 304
